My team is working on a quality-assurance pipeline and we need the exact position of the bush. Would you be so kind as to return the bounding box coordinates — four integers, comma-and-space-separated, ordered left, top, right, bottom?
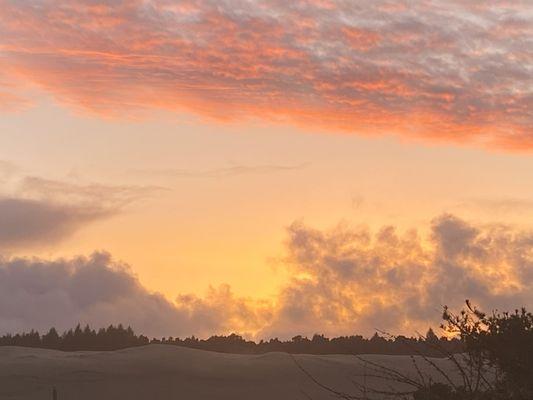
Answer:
441, 301, 533, 400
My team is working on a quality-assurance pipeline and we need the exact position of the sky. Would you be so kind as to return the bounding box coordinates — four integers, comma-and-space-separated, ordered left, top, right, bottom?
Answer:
0, 0, 532, 339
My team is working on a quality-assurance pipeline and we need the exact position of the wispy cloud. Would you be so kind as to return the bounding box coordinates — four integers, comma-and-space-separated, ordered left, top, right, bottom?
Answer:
134, 163, 309, 179
0, 90, 31, 112
454, 197, 533, 215
18, 176, 164, 210
0, 162, 165, 249
0, 73, 32, 112
0, 1, 531, 150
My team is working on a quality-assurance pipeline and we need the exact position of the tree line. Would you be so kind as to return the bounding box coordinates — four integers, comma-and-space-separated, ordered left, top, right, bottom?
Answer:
299, 302, 533, 400
0, 324, 149, 351
0, 324, 462, 355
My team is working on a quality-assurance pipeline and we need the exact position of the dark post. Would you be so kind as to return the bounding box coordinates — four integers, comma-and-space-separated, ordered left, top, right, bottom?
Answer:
52, 387, 58, 400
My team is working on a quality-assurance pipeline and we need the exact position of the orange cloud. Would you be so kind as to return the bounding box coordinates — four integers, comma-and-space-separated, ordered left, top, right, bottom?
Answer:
0, 0, 531, 150
342, 27, 381, 51
0, 91, 30, 112
1, 215, 532, 339
262, 214, 533, 338
0, 70, 32, 112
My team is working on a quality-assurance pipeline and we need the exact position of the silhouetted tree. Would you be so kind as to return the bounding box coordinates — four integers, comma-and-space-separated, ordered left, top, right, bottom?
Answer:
0, 325, 462, 355
42, 328, 60, 349
441, 301, 533, 399
294, 302, 532, 400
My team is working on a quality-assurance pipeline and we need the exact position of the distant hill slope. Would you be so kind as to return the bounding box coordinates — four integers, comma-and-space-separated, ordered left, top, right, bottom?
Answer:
0, 325, 461, 356
0, 345, 462, 400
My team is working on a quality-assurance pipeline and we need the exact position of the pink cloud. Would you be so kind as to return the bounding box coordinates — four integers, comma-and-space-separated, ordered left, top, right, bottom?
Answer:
0, 91, 31, 112
0, 0, 531, 149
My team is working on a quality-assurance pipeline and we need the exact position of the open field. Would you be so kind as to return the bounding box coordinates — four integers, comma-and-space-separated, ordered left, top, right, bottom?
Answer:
0, 345, 464, 400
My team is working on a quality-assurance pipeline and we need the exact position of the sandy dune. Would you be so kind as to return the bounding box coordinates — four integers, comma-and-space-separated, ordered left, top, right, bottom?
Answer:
0, 345, 461, 399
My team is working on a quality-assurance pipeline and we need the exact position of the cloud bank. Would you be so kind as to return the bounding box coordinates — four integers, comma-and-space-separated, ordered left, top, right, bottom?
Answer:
0, 252, 269, 338
0, 197, 111, 248
0, 1, 531, 150
1, 214, 532, 339
0, 163, 163, 249
264, 214, 533, 337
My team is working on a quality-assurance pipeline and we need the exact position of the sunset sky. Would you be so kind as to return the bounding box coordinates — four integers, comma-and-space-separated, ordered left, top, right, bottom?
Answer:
1, 0, 532, 339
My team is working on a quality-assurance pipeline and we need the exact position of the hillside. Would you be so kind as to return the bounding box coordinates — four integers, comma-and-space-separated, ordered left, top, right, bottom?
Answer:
0, 345, 462, 399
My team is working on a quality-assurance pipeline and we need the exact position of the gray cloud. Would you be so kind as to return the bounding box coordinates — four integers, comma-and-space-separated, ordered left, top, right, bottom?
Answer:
2, 214, 532, 339
0, 197, 111, 248
0, 252, 268, 338
0, 164, 165, 249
